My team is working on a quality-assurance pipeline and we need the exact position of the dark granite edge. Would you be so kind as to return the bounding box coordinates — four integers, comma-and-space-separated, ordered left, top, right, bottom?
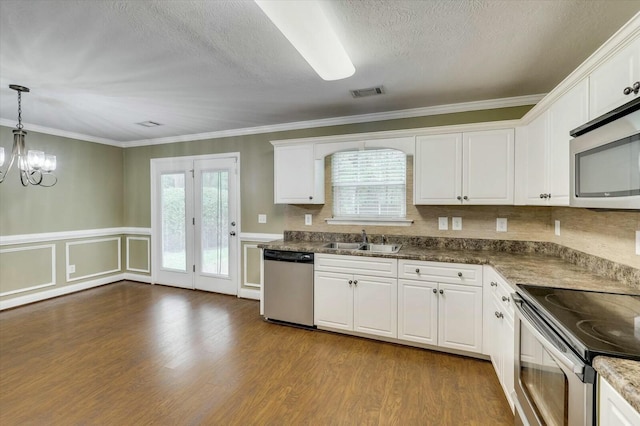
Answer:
593, 356, 640, 413
281, 231, 640, 289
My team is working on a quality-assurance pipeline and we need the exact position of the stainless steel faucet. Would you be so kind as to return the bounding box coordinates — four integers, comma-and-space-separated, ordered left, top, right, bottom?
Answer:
361, 229, 368, 244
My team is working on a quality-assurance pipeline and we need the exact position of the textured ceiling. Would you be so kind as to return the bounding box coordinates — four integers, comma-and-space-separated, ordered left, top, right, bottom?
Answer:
0, 0, 638, 145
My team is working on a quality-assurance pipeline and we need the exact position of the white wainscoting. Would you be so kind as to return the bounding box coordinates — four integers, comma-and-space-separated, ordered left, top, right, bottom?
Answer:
126, 236, 150, 273
238, 233, 282, 302
0, 244, 56, 297
0, 227, 151, 246
65, 237, 122, 282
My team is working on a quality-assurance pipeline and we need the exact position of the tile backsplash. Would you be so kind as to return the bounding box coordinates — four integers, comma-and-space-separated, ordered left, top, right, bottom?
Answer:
284, 157, 640, 270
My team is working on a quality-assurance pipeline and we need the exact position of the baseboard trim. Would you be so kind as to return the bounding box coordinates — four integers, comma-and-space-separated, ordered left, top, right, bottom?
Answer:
238, 287, 260, 300
0, 274, 125, 311
123, 273, 152, 283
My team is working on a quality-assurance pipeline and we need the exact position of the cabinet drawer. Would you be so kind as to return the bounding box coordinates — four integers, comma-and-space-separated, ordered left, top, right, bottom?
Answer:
315, 254, 397, 278
398, 260, 482, 286
485, 267, 514, 319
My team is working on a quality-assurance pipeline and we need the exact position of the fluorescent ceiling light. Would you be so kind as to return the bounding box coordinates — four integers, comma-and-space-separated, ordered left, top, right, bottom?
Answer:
255, 0, 355, 81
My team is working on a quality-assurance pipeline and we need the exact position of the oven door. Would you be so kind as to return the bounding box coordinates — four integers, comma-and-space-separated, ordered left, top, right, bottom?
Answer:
513, 296, 594, 426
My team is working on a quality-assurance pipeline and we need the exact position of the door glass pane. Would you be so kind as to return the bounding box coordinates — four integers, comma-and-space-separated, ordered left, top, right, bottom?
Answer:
201, 170, 229, 276
519, 323, 569, 425
161, 173, 186, 271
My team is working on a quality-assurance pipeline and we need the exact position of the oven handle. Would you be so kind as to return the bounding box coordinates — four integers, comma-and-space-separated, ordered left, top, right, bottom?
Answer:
513, 294, 586, 377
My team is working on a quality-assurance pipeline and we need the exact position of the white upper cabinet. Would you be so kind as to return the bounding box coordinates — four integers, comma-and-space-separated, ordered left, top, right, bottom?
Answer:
273, 144, 324, 204
415, 129, 514, 205
414, 133, 463, 204
517, 80, 589, 206
589, 36, 640, 119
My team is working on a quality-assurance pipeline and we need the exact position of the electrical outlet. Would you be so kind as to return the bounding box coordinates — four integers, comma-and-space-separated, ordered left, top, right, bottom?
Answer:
452, 217, 462, 231
258, 214, 267, 224
496, 218, 507, 232
68, 265, 76, 274
555, 220, 561, 236
305, 214, 312, 226
438, 217, 448, 230
636, 231, 639, 255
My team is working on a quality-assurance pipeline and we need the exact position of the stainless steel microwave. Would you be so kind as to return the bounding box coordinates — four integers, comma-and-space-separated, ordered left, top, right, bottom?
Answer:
570, 97, 640, 209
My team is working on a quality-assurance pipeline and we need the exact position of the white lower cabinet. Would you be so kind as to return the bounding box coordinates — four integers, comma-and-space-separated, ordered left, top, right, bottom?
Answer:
599, 376, 640, 426
483, 266, 515, 412
397, 260, 483, 354
314, 254, 397, 339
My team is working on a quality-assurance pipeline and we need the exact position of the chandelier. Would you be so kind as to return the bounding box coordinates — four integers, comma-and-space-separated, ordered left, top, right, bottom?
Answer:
0, 85, 57, 187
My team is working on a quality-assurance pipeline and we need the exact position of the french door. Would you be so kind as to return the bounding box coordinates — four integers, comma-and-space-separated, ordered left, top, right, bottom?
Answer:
151, 154, 239, 295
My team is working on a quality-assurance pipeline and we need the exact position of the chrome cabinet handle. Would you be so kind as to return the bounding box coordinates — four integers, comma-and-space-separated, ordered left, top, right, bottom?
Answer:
432, 288, 437, 294
457, 272, 462, 277
353, 280, 358, 286
309, 196, 313, 200
495, 311, 504, 319
502, 296, 510, 302
439, 289, 444, 295
230, 231, 236, 236
348, 280, 353, 285
463, 196, 468, 201
415, 268, 420, 274
623, 81, 640, 95
457, 196, 462, 201
490, 281, 498, 287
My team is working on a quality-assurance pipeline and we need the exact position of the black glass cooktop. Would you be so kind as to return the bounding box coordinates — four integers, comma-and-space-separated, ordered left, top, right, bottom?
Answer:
517, 284, 640, 362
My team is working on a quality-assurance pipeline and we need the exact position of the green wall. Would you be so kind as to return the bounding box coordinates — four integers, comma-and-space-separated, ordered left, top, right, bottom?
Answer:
123, 105, 533, 233
0, 126, 123, 235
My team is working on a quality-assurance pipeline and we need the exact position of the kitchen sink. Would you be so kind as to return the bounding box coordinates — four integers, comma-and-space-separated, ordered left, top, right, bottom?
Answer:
360, 243, 402, 254
322, 242, 364, 250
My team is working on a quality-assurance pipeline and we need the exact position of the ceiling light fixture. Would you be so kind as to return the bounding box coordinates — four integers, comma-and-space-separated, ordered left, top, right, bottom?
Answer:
0, 85, 57, 187
254, 0, 355, 81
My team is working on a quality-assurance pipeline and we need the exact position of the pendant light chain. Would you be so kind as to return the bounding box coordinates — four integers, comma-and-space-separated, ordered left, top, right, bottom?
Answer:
17, 90, 23, 129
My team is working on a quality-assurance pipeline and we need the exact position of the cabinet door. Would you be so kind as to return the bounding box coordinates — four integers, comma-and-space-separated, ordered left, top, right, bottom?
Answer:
438, 283, 483, 353
462, 129, 515, 205
489, 294, 504, 385
547, 79, 589, 206
414, 134, 463, 204
273, 144, 324, 204
599, 376, 640, 426
589, 37, 640, 119
353, 275, 397, 338
522, 113, 549, 205
398, 279, 438, 345
503, 312, 515, 412
314, 271, 353, 330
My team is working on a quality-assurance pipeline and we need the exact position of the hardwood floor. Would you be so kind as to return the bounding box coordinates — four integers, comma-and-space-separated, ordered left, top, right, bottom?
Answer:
0, 281, 513, 425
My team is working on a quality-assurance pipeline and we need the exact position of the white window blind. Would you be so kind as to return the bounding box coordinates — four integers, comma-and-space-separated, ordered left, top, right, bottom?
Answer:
332, 149, 406, 218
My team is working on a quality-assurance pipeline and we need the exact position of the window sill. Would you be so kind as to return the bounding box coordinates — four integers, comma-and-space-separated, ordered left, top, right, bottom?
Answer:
324, 217, 413, 227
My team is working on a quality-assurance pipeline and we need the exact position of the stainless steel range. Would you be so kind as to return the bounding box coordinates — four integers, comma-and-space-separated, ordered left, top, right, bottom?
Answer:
513, 284, 640, 426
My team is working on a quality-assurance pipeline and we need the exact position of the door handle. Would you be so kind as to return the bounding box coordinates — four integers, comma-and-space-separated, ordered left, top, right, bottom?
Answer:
230, 231, 236, 236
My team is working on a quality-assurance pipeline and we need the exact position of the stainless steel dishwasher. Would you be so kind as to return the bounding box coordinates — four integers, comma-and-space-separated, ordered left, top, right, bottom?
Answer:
263, 249, 314, 328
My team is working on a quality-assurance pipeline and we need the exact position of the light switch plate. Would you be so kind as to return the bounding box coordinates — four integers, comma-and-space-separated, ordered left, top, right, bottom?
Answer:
636, 231, 639, 255
555, 220, 561, 236
452, 217, 462, 231
258, 214, 267, 224
438, 217, 448, 230
496, 218, 507, 232
68, 264, 76, 274
305, 214, 312, 226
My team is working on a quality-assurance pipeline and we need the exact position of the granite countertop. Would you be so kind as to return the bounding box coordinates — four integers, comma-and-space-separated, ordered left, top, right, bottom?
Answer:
261, 236, 640, 408
261, 240, 637, 294
594, 357, 640, 413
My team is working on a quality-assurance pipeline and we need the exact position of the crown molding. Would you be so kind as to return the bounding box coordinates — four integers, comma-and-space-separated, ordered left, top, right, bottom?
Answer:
0, 119, 123, 147
123, 94, 543, 147
0, 94, 541, 148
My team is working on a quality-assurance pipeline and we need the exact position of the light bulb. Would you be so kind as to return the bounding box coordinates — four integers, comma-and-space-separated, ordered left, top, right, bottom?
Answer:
28, 150, 44, 169
43, 155, 56, 172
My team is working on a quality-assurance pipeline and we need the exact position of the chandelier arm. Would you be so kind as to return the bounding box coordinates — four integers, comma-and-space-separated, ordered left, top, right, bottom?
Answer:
19, 170, 29, 187
40, 173, 57, 187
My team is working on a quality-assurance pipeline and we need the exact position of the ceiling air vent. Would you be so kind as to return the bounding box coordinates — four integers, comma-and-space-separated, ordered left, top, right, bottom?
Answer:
136, 121, 163, 127
350, 86, 385, 98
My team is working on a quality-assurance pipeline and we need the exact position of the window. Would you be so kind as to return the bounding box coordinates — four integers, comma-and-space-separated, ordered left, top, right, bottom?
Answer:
331, 149, 406, 220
